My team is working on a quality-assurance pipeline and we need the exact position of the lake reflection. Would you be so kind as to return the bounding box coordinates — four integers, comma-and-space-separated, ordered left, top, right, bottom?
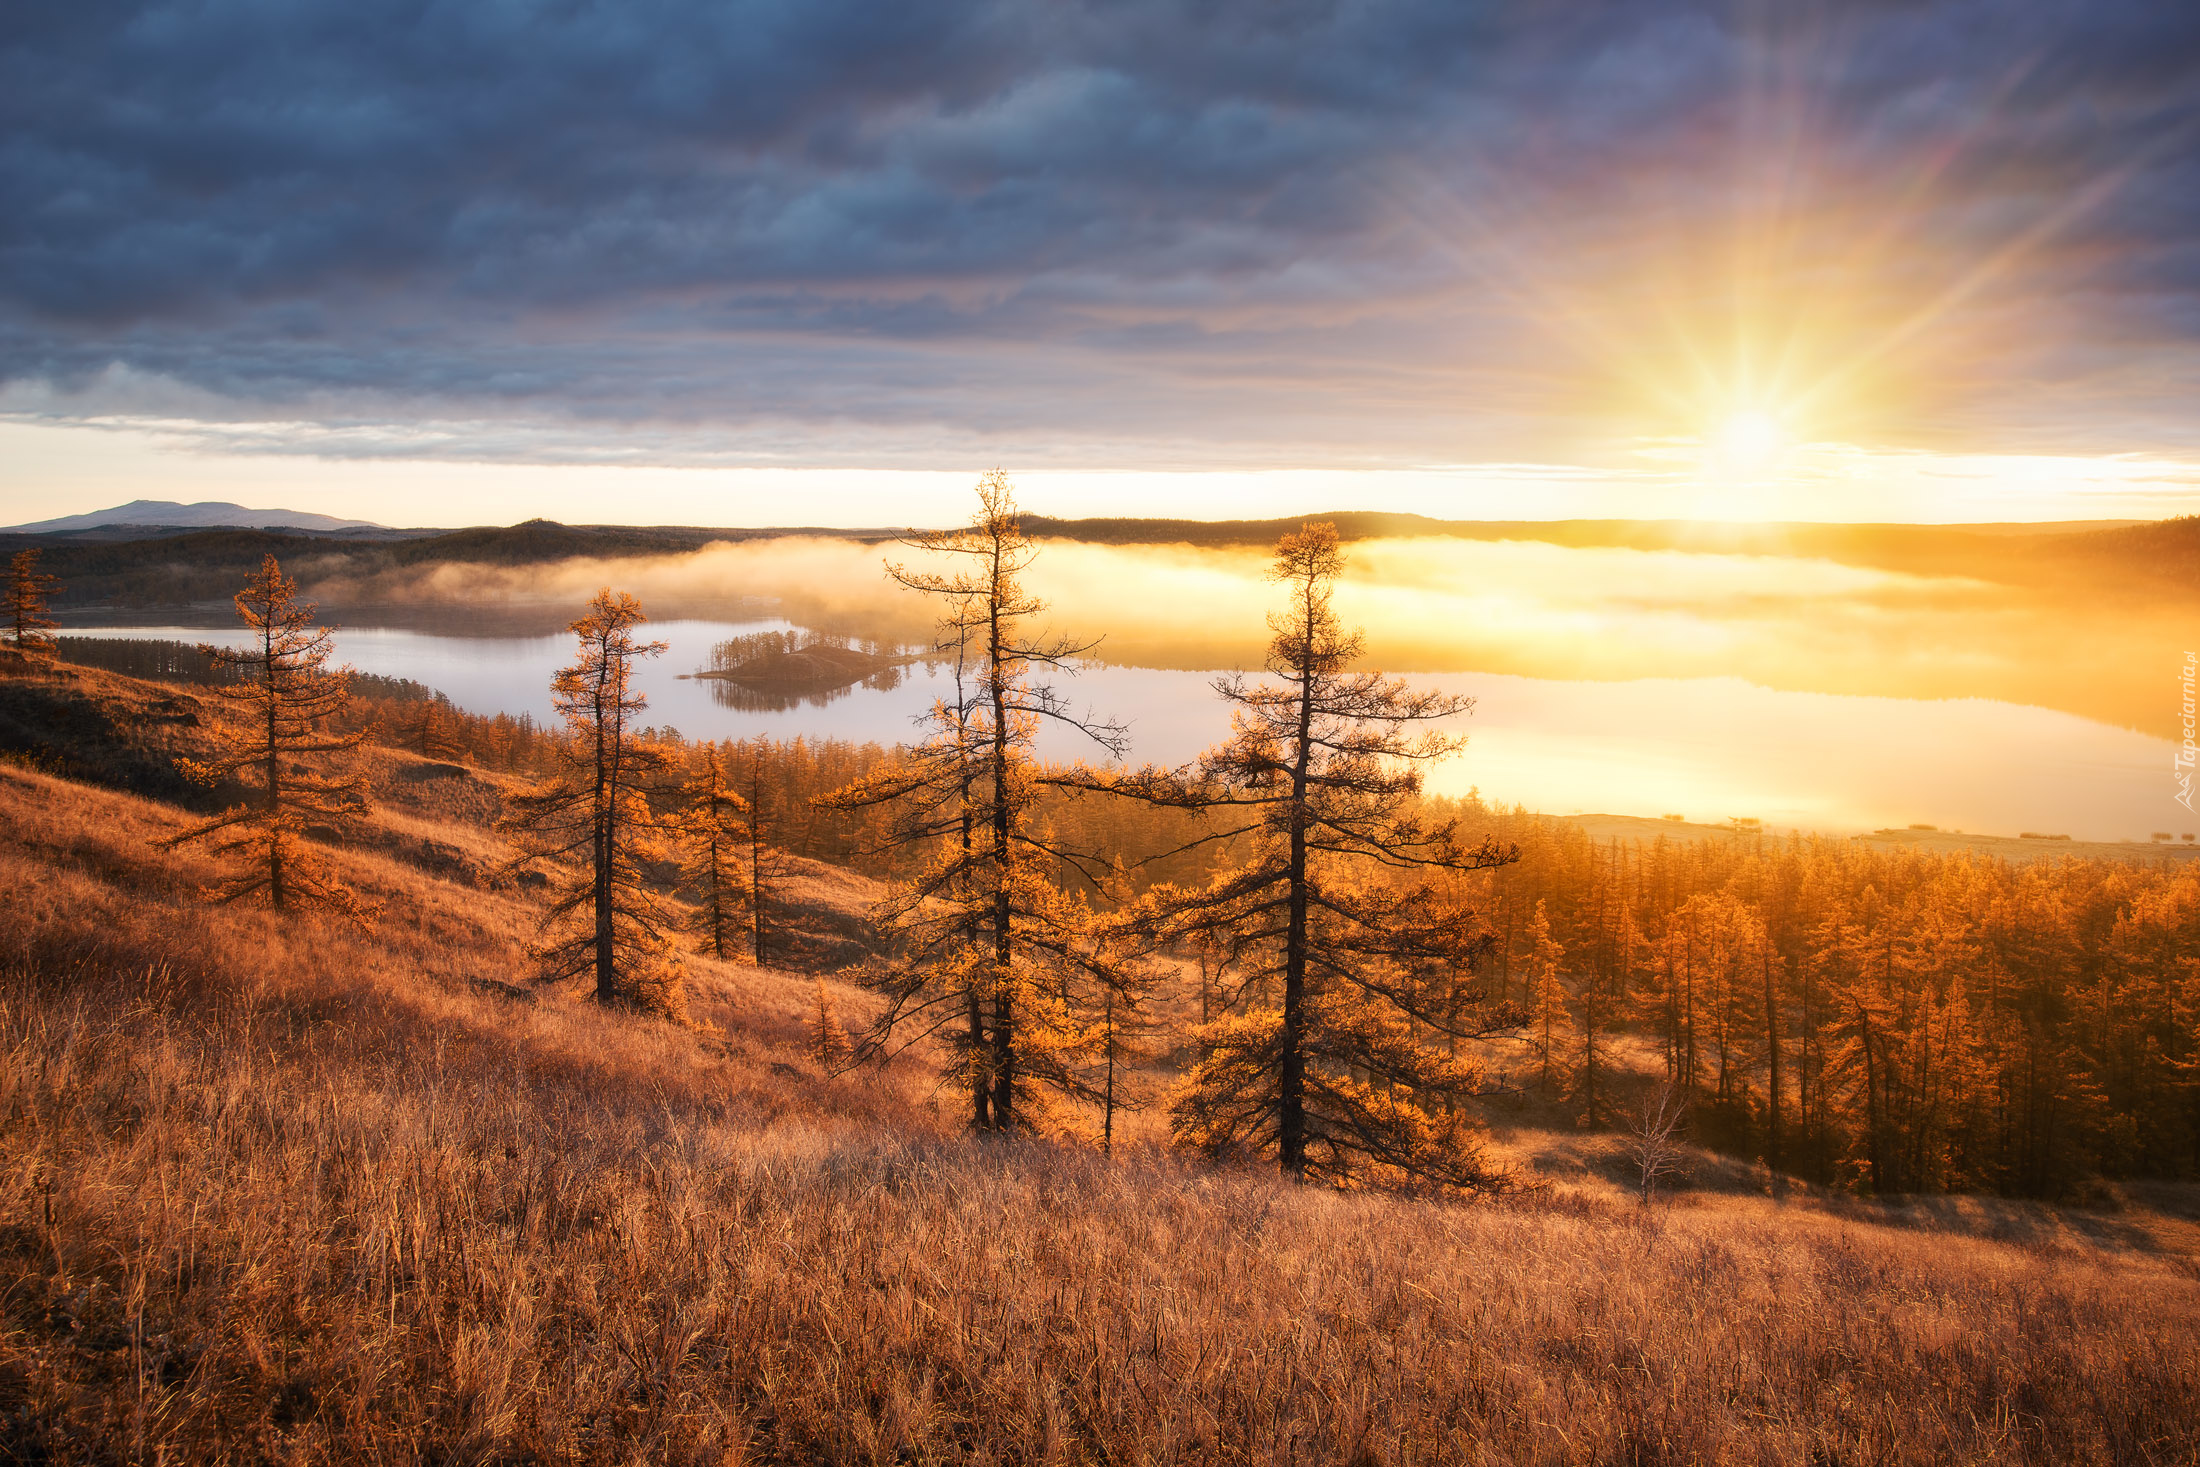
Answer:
64, 615, 2183, 842
290, 532, 2197, 743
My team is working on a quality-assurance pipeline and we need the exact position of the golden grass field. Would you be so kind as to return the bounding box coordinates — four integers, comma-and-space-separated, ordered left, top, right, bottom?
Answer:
3, 664, 2198, 1464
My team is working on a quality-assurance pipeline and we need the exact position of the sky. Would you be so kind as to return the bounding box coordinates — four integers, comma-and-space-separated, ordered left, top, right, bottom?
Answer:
4, 0, 2200, 528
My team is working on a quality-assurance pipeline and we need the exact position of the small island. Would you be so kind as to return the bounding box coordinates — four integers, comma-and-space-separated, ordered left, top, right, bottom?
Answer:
684, 629, 918, 709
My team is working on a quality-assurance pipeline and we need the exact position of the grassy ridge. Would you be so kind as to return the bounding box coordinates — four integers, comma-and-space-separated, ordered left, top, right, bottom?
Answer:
1, 667, 2197, 1462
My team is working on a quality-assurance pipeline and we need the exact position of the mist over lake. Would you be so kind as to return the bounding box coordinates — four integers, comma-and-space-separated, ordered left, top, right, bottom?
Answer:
65, 531, 2186, 842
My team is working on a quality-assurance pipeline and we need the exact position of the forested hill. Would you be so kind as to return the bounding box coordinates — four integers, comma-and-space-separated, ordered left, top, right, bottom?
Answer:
1023, 512, 2158, 547
2, 520, 872, 611
10, 512, 2194, 613
1019, 512, 2200, 594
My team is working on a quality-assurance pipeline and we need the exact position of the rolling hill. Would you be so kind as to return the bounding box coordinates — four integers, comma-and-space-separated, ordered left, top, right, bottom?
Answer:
0, 657, 2194, 1462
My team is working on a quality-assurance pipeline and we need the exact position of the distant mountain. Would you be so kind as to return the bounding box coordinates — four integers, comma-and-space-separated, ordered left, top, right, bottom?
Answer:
6, 499, 384, 534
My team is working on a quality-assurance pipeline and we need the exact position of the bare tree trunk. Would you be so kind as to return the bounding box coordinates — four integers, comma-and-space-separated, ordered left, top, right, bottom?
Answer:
262, 616, 284, 906
745, 752, 769, 965
1860, 1010, 1885, 1193
988, 575, 1017, 1131
962, 770, 989, 1131
1278, 606, 1318, 1180
1103, 989, 1117, 1155
1763, 936, 1782, 1172
593, 670, 619, 1004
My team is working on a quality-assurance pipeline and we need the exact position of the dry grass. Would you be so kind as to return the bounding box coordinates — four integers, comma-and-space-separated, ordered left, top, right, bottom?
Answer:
2, 709, 2198, 1462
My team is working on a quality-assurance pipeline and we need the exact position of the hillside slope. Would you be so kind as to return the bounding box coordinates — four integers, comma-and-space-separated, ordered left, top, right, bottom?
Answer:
1, 672, 2197, 1462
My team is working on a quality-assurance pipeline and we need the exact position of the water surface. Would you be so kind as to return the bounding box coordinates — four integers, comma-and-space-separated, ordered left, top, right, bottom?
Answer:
66, 615, 2181, 842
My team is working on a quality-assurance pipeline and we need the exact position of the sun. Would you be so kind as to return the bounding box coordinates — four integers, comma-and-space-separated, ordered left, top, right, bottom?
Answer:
1709, 408, 1790, 478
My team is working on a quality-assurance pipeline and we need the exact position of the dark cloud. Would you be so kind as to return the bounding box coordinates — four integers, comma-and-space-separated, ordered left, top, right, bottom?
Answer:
2, 0, 2197, 464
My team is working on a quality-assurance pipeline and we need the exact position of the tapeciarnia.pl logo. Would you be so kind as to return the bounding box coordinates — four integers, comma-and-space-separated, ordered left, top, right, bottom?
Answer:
2179, 651, 2197, 812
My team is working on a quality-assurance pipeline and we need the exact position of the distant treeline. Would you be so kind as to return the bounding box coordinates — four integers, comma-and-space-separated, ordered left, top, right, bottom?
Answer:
1448, 799, 2200, 1198
1019, 513, 2200, 593
59, 636, 438, 704
12, 512, 2198, 612
11, 521, 784, 609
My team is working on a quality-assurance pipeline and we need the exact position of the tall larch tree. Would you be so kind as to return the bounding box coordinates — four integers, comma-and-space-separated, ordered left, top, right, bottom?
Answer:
1759, 902, 1787, 1173
1090, 523, 1518, 1189
807, 979, 854, 1069
157, 555, 370, 920
824, 471, 1124, 1132
1568, 841, 1643, 1128
502, 590, 678, 1011
1646, 895, 1703, 1098
5, 549, 60, 664
1076, 870, 1165, 1154
1702, 893, 1765, 1114
1525, 899, 1572, 1097
677, 748, 756, 961
824, 610, 994, 1124
403, 695, 465, 761
730, 742, 785, 963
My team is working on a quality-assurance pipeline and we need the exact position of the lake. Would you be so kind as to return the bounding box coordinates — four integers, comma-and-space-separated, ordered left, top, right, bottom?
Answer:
61, 530, 2196, 841
65, 601, 2182, 842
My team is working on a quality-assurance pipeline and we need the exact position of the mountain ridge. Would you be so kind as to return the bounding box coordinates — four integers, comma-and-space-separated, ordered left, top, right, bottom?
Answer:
6, 498, 386, 534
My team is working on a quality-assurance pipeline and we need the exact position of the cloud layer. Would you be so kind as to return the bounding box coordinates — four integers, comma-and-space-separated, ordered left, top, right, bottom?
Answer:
3, 0, 2197, 467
